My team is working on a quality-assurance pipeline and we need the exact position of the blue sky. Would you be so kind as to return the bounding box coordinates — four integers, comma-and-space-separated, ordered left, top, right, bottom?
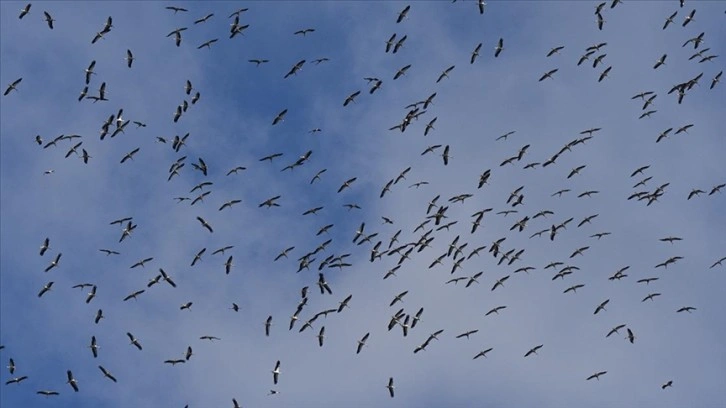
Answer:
1, 1, 725, 407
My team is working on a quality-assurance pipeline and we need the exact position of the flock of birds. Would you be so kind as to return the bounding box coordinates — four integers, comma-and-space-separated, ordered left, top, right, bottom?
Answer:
1, 1, 725, 407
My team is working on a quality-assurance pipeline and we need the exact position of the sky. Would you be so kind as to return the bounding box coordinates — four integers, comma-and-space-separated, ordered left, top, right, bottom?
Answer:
0, 1, 725, 407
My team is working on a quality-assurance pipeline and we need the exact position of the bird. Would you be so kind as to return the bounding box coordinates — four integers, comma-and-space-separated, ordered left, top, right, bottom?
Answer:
524, 344, 543, 357
546, 46, 565, 57
39, 237, 50, 256
125, 49, 134, 68
6, 375, 28, 385
539, 69, 558, 81
456, 329, 479, 339
471, 43, 482, 64
682, 8, 695, 26
18, 3, 31, 19
4, 78, 22, 96
219, 200, 242, 211
126, 332, 143, 350
197, 38, 219, 50
271, 360, 281, 384
357, 333, 370, 354
317, 327, 326, 347
294, 28, 315, 36
662, 380, 674, 389
663, 11, 678, 29
194, 13, 214, 24
43, 11, 54, 29
338, 177, 358, 193
386, 377, 395, 398
272, 109, 288, 125
394, 64, 411, 80
284, 60, 306, 78
587, 371, 607, 381
594, 299, 610, 314
89, 336, 99, 358
98, 365, 117, 383
653, 54, 667, 69
494, 38, 504, 57
196, 216, 213, 233
44, 253, 62, 272
396, 5, 410, 23
343, 91, 361, 106
626, 328, 636, 343
66, 370, 79, 392
478, 0, 486, 14
436, 65, 455, 83
711, 71, 722, 89
473, 348, 494, 359
259, 196, 281, 208
598, 66, 612, 82
120, 147, 140, 163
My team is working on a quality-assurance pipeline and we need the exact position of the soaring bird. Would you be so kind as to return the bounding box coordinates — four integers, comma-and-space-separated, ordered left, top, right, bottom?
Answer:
524, 344, 543, 357
126, 332, 143, 350
394, 64, 411, 80
271, 360, 281, 384
272, 109, 288, 125
594, 299, 610, 314
396, 5, 410, 23
194, 13, 214, 24
18, 3, 31, 19
356, 333, 370, 354
653, 54, 667, 69
471, 43, 482, 64
196, 216, 213, 233
436, 65, 455, 83
539, 69, 558, 81
43, 11, 55, 29
343, 91, 361, 107
39, 237, 50, 256
197, 38, 219, 49
386, 377, 396, 398
66, 370, 79, 392
4, 78, 22, 96
587, 371, 607, 381
494, 38, 504, 57
6, 376, 28, 385
44, 253, 62, 272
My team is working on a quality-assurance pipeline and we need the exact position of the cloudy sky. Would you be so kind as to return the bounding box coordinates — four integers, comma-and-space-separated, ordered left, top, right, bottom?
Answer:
1, 1, 725, 407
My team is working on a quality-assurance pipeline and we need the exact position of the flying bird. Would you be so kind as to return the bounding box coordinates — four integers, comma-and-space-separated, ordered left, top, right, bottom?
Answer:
43, 11, 54, 29
396, 5, 410, 23
18, 3, 31, 19
66, 370, 79, 392
4, 78, 22, 96
539, 69, 558, 81
272, 109, 288, 125
386, 377, 395, 398
494, 38, 504, 57
196, 216, 214, 233
272, 360, 281, 384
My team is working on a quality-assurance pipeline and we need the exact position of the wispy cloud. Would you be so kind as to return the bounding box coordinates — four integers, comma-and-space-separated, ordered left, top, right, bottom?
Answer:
1, 1, 724, 407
